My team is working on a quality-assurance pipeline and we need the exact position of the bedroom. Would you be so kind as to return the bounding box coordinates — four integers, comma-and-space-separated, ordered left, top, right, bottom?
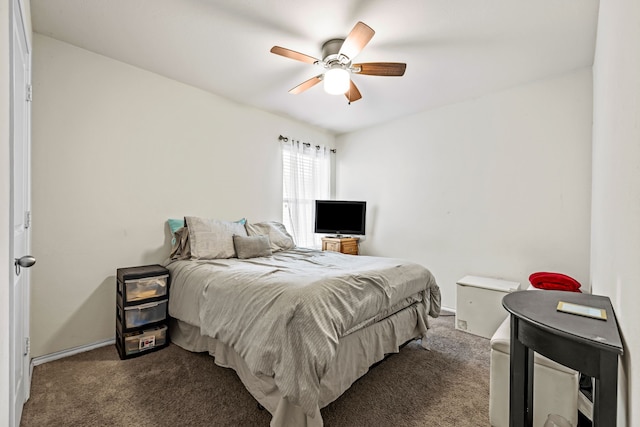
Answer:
1, 0, 639, 426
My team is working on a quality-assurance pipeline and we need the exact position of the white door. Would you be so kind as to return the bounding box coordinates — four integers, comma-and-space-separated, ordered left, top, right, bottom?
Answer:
10, 1, 32, 426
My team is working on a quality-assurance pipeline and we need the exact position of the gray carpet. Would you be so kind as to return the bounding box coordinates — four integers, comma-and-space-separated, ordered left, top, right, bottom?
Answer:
21, 314, 491, 426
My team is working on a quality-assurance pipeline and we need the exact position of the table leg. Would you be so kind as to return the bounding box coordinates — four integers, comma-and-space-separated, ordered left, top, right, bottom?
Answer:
525, 347, 533, 426
509, 316, 533, 427
593, 352, 618, 426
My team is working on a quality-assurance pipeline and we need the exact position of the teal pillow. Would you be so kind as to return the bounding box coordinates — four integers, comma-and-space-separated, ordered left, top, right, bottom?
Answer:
168, 218, 185, 235
168, 218, 185, 245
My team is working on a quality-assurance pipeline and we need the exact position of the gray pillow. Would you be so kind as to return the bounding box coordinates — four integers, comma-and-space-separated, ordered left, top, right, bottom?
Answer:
185, 216, 248, 259
245, 221, 296, 252
233, 234, 272, 259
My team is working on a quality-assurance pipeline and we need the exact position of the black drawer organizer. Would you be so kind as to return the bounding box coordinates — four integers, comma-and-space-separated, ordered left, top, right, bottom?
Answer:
116, 264, 170, 359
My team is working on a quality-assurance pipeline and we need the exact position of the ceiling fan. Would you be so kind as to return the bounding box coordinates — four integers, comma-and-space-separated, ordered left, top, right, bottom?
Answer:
270, 21, 406, 103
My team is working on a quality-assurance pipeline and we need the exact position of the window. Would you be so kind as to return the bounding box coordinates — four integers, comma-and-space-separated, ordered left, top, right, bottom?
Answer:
282, 140, 332, 248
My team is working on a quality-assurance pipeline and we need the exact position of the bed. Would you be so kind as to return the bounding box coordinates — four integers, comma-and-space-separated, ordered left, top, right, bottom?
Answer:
164, 216, 441, 426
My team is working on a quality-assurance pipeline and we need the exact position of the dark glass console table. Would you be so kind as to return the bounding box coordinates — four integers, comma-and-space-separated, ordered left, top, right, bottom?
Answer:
502, 290, 623, 427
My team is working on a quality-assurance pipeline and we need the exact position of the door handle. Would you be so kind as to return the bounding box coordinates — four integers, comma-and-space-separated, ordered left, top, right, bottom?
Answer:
14, 255, 36, 276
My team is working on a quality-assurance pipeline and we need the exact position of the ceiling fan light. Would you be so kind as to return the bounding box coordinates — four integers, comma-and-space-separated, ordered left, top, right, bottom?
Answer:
324, 68, 350, 95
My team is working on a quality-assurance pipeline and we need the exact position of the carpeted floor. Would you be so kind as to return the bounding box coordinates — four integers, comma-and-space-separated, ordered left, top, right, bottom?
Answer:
21, 314, 491, 426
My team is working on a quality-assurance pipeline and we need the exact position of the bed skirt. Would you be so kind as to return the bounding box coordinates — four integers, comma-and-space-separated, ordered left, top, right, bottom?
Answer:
169, 302, 430, 427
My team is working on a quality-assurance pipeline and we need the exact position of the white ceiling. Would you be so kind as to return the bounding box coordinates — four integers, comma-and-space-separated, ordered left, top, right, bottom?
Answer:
30, 0, 600, 135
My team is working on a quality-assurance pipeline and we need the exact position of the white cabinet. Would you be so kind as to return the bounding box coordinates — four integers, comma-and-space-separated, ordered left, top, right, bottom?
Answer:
455, 275, 521, 339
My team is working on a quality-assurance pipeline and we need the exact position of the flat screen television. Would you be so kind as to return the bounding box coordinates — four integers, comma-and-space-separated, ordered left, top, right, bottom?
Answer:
314, 200, 366, 236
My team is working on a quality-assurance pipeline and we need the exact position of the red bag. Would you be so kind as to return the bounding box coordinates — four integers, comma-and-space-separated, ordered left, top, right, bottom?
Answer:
529, 272, 582, 293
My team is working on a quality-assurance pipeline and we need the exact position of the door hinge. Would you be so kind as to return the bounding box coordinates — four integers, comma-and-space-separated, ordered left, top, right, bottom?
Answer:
26, 84, 32, 102
25, 211, 31, 229
24, 337, 30, 356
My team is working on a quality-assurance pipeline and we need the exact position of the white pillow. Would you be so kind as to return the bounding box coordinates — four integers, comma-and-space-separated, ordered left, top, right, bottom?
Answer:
185, 216, 248, 259
245, 221, 295, 252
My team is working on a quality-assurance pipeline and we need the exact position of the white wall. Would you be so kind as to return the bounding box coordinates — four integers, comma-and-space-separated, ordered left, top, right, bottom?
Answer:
591, 1, 640, 425
336, 69, 593, 309
30, 34, 334, 358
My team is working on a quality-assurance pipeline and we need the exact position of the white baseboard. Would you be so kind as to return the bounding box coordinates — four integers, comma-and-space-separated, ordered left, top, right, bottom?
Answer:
31, 337, 115, 367
440, 306, 455, 315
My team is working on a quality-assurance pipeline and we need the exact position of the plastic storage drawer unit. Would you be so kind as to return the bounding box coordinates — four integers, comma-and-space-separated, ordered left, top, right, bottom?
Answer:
116, 264, 170, 360
455, 275, 521, 339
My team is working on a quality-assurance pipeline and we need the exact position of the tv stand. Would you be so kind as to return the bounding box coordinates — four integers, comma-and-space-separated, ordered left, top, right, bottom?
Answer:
321, 237, 359, 255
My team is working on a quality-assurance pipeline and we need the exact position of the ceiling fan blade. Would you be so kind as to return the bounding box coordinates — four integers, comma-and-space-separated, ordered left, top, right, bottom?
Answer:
338, 21, 375, 60
344, 80, 362, 103
289, 75, 323, 94
270, 46, 319, 64
353, 62, 407, 76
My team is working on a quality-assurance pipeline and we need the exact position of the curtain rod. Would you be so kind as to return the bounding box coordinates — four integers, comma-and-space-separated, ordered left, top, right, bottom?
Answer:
278, 135, 336, 153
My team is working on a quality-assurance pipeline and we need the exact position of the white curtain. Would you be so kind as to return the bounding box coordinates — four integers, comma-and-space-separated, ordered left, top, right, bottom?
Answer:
282, 139, 332, 249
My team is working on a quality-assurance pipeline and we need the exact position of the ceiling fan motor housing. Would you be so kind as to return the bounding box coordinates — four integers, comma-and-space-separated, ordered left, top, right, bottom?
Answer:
322, 38, 349, 66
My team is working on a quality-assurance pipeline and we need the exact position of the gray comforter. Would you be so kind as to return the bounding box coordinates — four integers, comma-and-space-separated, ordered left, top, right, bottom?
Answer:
166, 248, 441, 416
